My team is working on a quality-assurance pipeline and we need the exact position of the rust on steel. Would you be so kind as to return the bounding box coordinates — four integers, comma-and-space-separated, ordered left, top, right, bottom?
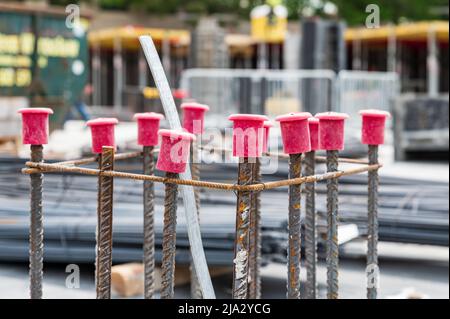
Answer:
24, 161, 382, 192
248, 158, 262, 299
161, 172, 179, 299
23, 151, 143, 174
29, 145, 44, 299
304, 151, 318, 299
326, 150, 339, 299
95, 146, 115, 299
288, 153, 302, 299
232, 158, 254, 299
143, 146, 156, 299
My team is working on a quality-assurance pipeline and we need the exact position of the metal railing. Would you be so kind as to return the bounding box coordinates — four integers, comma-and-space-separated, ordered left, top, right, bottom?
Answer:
180, 69, 399, 129
180, 69, 336, 128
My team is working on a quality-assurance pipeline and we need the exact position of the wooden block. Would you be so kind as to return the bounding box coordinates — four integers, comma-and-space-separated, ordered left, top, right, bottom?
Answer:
111, 263, 232, 298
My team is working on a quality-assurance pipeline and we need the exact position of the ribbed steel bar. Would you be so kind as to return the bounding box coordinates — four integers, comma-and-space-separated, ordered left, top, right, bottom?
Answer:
326, 150, 339, 299
288, 153, 302, 299
232, 158, 254, 299
25, 161, 382, 191
29, 145, 44, 299
367, 145, 379, 299
248, 158, 262, 299
161, 172, 179, 299
304, 151, 317, 299
190, 141, 202, 299
143, 146, 155, 299
95, 146, 115, 299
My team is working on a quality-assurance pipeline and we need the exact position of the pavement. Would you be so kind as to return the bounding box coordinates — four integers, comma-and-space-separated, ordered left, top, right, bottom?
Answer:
0, 241, 447, 299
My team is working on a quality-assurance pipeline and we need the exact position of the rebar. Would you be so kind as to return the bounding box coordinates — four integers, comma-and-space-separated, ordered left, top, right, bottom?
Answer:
288, 153, 302, 299
249, 158, 262, 299
95, 146, 115, 299
304, 151, 317, 299
190, 141, 203, 299
29, 144, 44, 299
326, 150, 339, 299
143, 146, 155, 299
25, 160, 382, 192
161, 172, 179, 299
367, 145, 379, 299
232, 158, 254, 299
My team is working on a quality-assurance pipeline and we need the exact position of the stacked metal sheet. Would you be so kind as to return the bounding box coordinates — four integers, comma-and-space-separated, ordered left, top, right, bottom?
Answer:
0, 156, 448, 268
0, 158, 290, 265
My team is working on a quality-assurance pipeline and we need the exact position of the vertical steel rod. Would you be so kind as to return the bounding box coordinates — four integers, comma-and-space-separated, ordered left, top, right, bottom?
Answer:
367, 145, 379, 299
232, 158, 254, 299
161, 172, 179, 299
143, 146, 155, 299
29, 144, 44, 299
326, 150, 339, 299
95, 146, 115, 299
190, 141, 203, 299
304, 151, 317, 299
249, 158, 262, 299
287, 153, 302, 299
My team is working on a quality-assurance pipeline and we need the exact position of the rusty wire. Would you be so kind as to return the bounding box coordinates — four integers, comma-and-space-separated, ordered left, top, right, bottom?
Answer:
200, 146, 369, 165
23, 161, 382, 192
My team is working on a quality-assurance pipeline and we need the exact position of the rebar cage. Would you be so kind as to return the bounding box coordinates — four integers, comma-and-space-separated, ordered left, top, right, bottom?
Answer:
22, 144, 382, 300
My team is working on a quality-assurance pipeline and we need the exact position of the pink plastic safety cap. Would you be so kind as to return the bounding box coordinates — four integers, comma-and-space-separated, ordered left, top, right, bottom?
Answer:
315, 112, 349, 151
86, 118, 119, 154
181, 103, 210, 134
134, 112, 165, 146
275, 112, 312, 154
18, 108, 54, 145
228, 114, 268, 158
262, 121, 273, 153
359, 109, 391, 145
308, 117, 320, 151
156, 129, 196, 173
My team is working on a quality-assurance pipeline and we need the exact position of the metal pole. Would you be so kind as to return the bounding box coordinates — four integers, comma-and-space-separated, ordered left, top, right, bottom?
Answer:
367, 145, 379, 299
232, 158, 254, 299
29, 144, 44, 299
95, 146, 115, 299
287, 153, 302, 299
190, 141, 202, 299
249, 158, 262, 299
161, 172, 179, 299
427, 24, 439, 97
326, 150, 339, 299
143, 146, 155, 299
304, 151, 317, 299
139, 35, 215, 298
